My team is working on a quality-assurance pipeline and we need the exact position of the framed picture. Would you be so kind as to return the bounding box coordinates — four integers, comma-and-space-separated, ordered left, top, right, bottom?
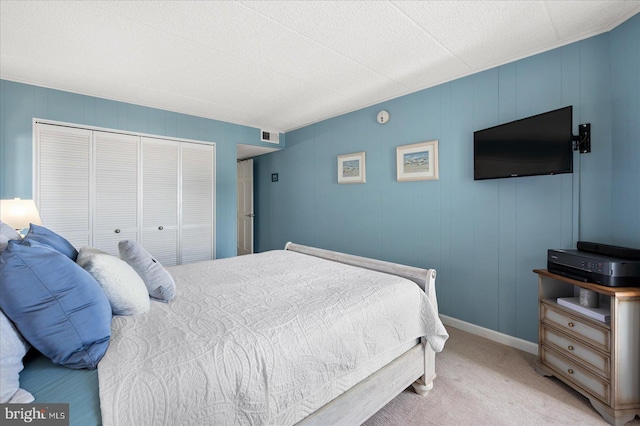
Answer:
338, 151, 366, 184
396, 140, 439, 182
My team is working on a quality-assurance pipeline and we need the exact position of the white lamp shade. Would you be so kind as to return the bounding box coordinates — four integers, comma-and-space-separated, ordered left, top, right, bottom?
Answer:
0, 198, 43, 230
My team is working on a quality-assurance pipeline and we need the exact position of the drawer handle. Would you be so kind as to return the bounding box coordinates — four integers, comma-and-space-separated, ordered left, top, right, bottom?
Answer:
567, 369, 574, 374
158, 226, 164, 230
567, 322, 574, 328
568, 345, 574, 351
114, 229, 121, 234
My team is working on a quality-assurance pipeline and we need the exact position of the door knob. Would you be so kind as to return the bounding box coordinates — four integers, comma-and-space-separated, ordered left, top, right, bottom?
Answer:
246, 214, 255, 217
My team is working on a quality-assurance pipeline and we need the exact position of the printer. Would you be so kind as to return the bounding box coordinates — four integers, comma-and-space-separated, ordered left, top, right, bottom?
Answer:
547, 241, 640, 287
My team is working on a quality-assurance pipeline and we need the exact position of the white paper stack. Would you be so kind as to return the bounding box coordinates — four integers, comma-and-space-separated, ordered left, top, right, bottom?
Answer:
557, 297, 611, 322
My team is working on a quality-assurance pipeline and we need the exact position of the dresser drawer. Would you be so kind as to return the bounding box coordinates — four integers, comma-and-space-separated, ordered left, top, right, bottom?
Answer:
540, 302, 610, 352
540, 346, 610, 405
540, 324, 610, 378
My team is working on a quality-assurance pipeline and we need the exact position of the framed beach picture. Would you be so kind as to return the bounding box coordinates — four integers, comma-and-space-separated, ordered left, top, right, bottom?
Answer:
396, 140, 439, 182
338, 151, 366, 184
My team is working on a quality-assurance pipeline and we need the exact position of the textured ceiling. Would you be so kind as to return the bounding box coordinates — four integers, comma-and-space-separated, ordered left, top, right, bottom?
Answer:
1, 1, 639, 132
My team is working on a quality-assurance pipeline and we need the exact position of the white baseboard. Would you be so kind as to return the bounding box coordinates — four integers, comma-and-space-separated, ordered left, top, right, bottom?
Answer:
440, 314, 538, 355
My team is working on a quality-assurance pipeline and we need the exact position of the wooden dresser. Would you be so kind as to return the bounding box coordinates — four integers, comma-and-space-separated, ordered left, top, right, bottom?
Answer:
534, 269, 640, 426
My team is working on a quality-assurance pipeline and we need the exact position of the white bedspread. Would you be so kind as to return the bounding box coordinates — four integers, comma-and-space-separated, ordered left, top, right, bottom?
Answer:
98, 250, 448, 425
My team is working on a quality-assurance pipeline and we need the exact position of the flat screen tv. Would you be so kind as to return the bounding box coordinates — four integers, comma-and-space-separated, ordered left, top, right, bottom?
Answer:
473, 106, 573, 180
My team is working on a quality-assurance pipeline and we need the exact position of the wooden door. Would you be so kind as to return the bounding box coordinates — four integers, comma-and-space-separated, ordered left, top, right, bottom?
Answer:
236, 158, 254, 256
181, 142, 215, 263
35, 123, 92, 249
93, 131, 139, 255
141, 137, 179, 266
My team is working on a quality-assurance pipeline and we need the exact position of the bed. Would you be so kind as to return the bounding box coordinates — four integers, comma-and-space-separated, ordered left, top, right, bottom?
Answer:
12, 242, 448, 425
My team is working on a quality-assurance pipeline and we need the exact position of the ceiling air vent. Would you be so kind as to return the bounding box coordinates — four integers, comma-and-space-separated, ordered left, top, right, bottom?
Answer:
261, 130, 279, 144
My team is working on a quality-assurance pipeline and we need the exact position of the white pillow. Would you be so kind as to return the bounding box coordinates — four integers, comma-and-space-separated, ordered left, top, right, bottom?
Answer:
0, 221, 22, 253
76, 246, 109, 264
0, 309, 34, 403
77, 247, 150, 316
118, 240, 176, 302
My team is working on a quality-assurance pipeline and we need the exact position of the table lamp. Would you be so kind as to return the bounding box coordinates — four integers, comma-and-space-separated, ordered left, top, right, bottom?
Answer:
0, 198, 43, 236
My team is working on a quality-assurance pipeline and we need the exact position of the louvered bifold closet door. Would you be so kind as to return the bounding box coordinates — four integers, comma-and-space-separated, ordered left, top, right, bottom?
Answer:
141, 137, 179, 266
181, 143, 215, 264
93, 131, 139, 255
35, 123, 91, 249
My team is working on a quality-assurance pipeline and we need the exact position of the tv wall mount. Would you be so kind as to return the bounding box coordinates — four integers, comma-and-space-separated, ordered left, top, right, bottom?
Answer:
573, 123, 591, 153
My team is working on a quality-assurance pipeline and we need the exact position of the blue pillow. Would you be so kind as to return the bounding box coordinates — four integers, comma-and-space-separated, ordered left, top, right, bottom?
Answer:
0, 240, 111, 369
21, 223, 78, 261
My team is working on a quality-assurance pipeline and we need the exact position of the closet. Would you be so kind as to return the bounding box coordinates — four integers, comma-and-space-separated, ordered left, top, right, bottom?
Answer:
34, 122, 215, 266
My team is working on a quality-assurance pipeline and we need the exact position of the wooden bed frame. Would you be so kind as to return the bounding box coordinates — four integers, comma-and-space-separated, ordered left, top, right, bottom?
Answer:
284, 243, 439, 425
15, 242, 439, 425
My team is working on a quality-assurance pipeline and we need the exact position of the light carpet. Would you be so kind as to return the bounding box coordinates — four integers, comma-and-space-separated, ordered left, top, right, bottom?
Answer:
364, 326, 640, 426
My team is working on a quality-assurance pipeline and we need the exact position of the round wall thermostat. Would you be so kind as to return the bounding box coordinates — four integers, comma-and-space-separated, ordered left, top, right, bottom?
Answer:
377, 110, 390, 124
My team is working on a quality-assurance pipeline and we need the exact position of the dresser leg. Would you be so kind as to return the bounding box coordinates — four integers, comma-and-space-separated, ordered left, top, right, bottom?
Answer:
535, 362, 553, 377
589, 397, 639, 426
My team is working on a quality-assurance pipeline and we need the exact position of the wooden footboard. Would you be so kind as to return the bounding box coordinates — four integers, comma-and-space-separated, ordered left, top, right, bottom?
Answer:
299, 342, 426, 425
285, 243, 439, 424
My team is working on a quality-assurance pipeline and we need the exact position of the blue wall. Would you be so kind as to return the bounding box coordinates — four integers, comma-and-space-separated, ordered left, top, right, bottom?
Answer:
254, 15, 640, 343
610, 14, 640, 247
0, 80, 284, 259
